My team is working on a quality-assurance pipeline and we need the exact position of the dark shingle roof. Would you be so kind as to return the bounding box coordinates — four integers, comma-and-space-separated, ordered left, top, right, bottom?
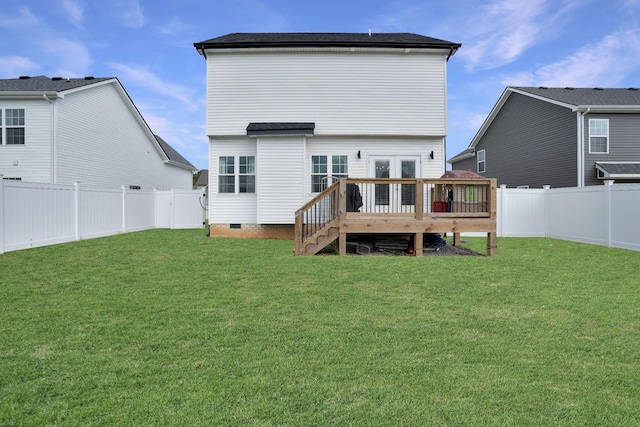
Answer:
155, 135, 196, 170
596, 163, 640, 177
512, 87, 640, 106
195, 32, 460, 51
247, 122, 315, 136
0, 75, 113, 93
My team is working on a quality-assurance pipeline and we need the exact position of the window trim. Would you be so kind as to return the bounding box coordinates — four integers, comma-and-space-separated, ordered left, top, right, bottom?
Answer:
218, 155, 256, 195
311, 154, 348, 193
589, 118, 609, 154
1, 108, 26, 145
477, 149, 486, 173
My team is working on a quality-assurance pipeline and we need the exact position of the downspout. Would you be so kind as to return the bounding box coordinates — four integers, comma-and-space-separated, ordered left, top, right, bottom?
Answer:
43, 94, 56, 183
577, 107, 590, 187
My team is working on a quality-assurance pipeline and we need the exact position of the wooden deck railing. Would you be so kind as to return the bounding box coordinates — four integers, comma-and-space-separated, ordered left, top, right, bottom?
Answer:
295, 177, 497, 256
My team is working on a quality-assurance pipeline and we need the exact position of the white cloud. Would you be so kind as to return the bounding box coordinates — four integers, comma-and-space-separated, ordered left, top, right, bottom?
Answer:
0, 56, 39, 78
111, 0, 145, 28
456, 0, 585, 71
0, 6, 39, 29
501, 29, 640, 87
40, 37, 93, 77
107, 62, 199, 109
59, 0, 83, 26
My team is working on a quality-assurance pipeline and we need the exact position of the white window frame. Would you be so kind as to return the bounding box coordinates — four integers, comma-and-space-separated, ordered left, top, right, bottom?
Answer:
1, 108, 26, 145
589, 119, 609, 154
218, 155, 256, 195
311, 155, 348, 192
477, 149, 486, 173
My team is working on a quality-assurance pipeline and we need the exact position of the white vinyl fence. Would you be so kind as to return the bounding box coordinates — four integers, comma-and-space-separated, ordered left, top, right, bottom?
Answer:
497, 181, 640, 251
0, 179, 206, 254
2, 179, 639, 254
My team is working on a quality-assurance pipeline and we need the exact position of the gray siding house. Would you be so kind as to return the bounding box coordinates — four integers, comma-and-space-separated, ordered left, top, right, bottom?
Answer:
449, 87, 640, 188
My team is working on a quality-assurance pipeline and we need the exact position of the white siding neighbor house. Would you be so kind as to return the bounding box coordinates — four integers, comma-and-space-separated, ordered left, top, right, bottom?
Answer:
0, 76, 195, 190
194, 33, 460, 238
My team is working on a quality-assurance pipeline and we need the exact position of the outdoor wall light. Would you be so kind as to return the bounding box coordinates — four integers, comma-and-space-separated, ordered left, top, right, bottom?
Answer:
429, 151, 434, 159
357, 150, 361, 159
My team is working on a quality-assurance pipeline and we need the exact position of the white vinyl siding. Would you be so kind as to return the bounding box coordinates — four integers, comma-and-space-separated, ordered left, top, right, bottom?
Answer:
208, 137, 257, 224
257, 137, 305, 224
206, 49, 448, 137
56, 82, 192, 189
0, 100, 52, 183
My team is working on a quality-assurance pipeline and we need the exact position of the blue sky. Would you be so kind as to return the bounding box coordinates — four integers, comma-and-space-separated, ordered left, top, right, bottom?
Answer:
1, 0, 639, 170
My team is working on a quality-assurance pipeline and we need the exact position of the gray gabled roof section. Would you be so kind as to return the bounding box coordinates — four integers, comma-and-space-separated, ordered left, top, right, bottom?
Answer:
448, 86, 640, 163
0, 75, 114, 97
195, 32, 460, 57
154, 135, 196, 170
512, 87, 640, 107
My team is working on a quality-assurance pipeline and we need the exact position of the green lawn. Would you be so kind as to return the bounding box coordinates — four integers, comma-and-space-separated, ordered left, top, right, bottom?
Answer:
1, 230, 639, 426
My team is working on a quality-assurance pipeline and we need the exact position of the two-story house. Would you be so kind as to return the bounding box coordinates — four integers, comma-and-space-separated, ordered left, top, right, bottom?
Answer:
449, 87, 640, 188
0, 76, 195, 190
194, 32, 461, 238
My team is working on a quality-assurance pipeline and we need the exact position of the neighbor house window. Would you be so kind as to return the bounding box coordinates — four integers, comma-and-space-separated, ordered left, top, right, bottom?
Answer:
589, 119, 609, 153
1, 109, 25, 145
218, 156, 255, 194
311, 155, 348, 192
477, 149, 486, 173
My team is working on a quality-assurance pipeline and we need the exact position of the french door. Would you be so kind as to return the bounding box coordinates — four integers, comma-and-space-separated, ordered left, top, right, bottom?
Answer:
369, 156, 420, 212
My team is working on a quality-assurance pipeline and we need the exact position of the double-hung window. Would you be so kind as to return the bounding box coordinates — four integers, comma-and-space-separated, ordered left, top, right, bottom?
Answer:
218, 156, 255, 194
589, 119, 609, 153
477, 149, 486, 173
1, 109, 26, 145
311, 155, 348, 192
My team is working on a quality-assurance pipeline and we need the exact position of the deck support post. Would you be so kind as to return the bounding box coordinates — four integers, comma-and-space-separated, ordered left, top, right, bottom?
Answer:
338, 232, 347, 255
487, 232, 497, 256
453, 232, 461, 247
414, 232, 423, 256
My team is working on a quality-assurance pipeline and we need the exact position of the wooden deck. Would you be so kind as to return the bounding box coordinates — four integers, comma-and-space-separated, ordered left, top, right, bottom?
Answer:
294, 177, 497, 256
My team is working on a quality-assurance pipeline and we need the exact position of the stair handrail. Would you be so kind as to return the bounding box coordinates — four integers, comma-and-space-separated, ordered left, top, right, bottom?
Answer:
294, 179, 343, 255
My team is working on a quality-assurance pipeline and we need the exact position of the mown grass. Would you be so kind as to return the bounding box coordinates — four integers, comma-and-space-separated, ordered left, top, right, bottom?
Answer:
1, 230, 639, 426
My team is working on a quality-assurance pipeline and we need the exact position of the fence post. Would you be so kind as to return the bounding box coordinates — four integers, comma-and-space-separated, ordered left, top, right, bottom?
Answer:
604, 180, 614, 248
499, 184, 507, 237
543, 185, 551, 238
74, 182, 80, 241
121, 186, 127, 233
0, 174, 4, 254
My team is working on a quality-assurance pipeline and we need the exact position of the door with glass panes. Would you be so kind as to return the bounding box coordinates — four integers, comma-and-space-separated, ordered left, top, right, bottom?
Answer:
369, 157, 419, 212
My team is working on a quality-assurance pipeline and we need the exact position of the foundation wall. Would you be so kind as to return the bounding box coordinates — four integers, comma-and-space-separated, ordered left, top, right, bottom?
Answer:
209, 224, 294, 240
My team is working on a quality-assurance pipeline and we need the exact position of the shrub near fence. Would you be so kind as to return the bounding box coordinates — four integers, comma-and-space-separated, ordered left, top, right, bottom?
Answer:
0, 179, 205, 254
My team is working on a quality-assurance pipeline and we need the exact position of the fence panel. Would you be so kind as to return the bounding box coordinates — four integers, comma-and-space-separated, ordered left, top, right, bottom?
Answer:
2, 181, 76, 252
170, 190, 207, 229
78, 186, 123, 239
610, 183, 640, 251
498, 187, 546, 237
546, 186, 606, 246
124, 190, 156, 232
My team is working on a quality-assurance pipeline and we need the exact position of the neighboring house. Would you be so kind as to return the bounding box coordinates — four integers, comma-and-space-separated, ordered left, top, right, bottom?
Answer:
193, 32, 461, 238
449, 86, 640, 188
0, 75, 195, 190
194, 169, 208, 190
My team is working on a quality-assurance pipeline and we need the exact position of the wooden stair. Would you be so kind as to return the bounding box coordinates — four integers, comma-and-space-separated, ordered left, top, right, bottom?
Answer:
298, 220, 340, 255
